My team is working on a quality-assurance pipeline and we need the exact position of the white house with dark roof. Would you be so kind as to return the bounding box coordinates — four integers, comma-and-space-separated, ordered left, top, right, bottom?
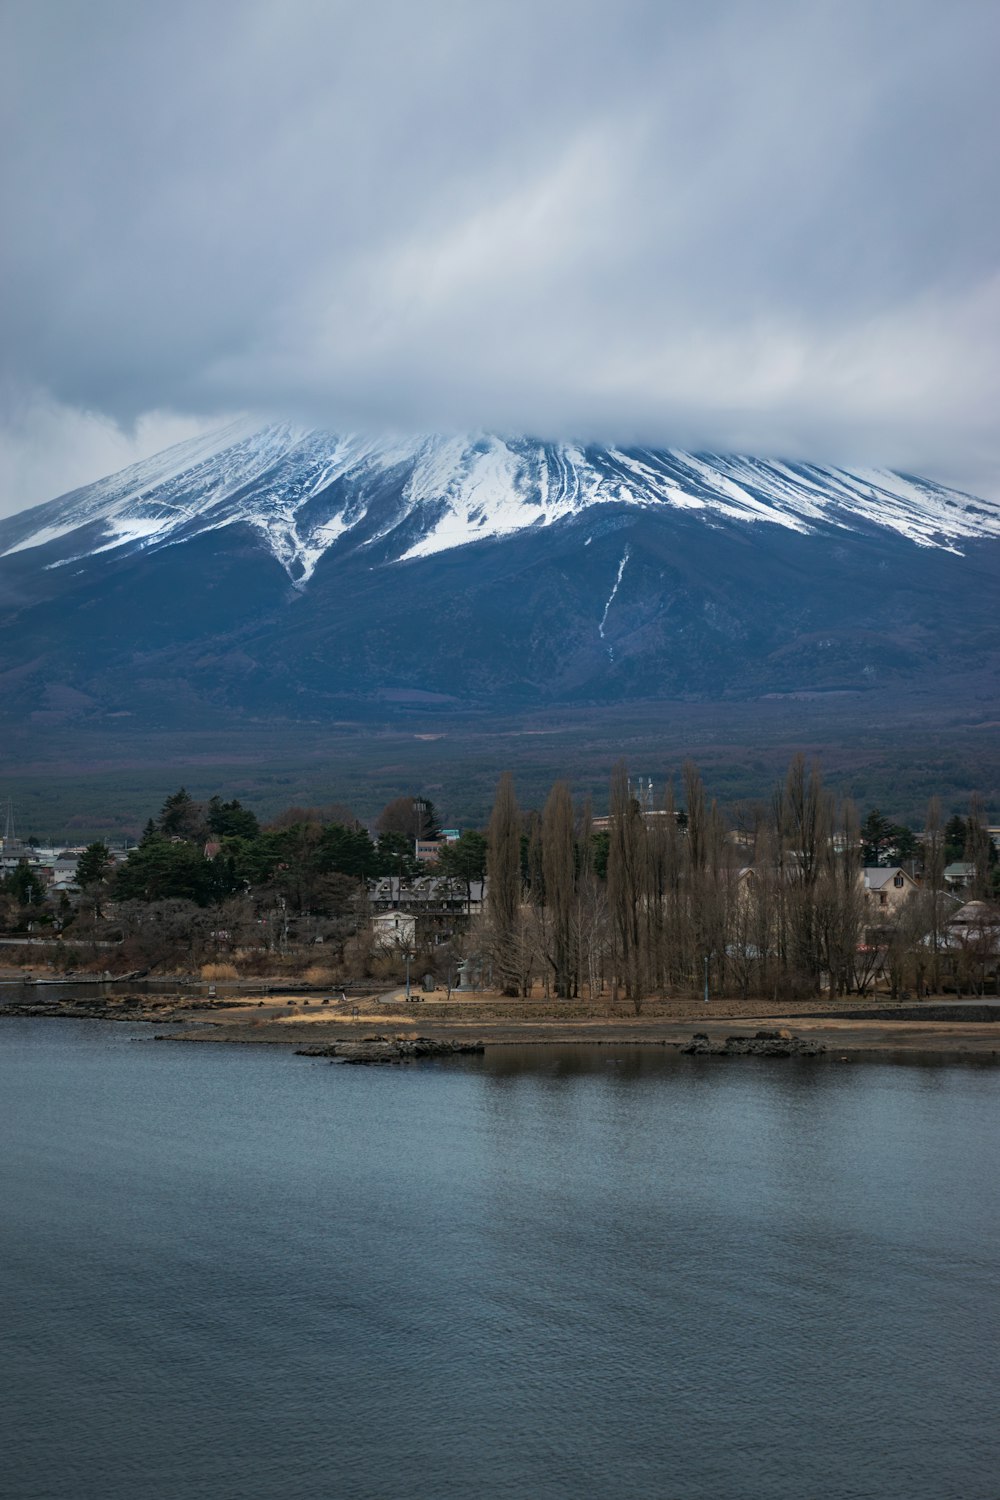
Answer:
862, 867, 919, 911
372, 910, 417, 950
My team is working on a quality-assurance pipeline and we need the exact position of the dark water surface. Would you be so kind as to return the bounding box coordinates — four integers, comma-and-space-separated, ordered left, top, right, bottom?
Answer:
2, 1022, 998, 1500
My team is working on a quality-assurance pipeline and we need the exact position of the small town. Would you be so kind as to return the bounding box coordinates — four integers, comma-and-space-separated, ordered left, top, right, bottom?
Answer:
2, 759, 998, 1006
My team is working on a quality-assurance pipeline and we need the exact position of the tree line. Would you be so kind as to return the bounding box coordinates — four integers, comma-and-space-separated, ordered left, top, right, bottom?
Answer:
482, 759, 998, 1009
2, 766, 995, 994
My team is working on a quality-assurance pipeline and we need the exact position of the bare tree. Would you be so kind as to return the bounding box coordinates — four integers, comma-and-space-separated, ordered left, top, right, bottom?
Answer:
965, 794, 994, 900
780, 754, 832, 992
487, 772, 522, 996
377, 795, 437, 841
923, 797, 946, 993
542, 780, 576, 998
607, 762, 647, 1013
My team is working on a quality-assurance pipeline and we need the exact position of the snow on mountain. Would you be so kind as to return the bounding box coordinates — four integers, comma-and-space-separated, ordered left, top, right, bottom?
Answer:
3, 424, 999, 586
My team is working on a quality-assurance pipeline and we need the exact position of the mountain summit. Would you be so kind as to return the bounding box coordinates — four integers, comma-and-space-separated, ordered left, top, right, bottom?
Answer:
0, 424, 998, 734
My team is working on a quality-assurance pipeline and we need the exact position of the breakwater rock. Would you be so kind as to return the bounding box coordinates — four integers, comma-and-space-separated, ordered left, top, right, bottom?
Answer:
296, 1035, 485, 1066
682, 1029, 826, 1058
0, 994, 242, 1022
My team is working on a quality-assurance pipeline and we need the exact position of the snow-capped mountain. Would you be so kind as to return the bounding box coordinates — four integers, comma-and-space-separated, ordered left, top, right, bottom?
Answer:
0, 424, 998, 739
3, 423, 999, 587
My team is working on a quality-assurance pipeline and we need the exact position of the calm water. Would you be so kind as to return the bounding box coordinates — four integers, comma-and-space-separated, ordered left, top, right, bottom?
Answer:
2, 1023, 998, 1500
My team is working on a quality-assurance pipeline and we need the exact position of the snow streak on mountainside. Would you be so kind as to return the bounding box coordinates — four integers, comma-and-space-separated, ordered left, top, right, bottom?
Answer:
598, 547, 630, 662
3, 425, 1000, 585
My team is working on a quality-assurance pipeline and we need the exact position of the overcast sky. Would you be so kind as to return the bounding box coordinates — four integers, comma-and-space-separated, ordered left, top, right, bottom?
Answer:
2, 0, 999, 514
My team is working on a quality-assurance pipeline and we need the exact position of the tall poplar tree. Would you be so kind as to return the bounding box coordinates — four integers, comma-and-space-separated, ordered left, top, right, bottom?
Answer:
542, 780, 576, 998
487, 772, 522, 996
607, 762, 647, 1012
965, 793, 994, 899
780, 753, 831, 988
923, 797, 945, 992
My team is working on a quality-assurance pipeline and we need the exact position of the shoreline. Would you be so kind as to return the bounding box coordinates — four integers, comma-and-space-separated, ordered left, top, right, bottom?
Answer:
3, 987, 1000, 1064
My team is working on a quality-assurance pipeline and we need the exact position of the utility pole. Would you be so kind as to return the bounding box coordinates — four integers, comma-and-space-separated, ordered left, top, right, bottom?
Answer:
704, 953, 709, 1004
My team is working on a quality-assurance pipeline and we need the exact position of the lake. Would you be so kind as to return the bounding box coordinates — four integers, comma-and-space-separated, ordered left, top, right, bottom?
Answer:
2, 1020, 998, 1499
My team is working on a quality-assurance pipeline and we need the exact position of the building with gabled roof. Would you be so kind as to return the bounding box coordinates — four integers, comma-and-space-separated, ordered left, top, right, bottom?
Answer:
862, 867, 920, 911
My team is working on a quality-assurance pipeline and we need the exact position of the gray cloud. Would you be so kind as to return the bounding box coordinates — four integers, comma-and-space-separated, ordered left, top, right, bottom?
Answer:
2, 0, 999, 513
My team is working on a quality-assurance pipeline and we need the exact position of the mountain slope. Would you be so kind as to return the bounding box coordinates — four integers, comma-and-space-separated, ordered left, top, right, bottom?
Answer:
0, 427, 997, 739
2, 426, 999, 589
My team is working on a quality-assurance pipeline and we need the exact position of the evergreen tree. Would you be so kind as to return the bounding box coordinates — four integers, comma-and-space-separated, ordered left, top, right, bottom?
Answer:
158, 788, 207, 842
7, 860, 45, 908
590, 829, 610, 880
436, 831, 488, 893
113, 840, 216, 905
861, 808, 893, 865
76, 841, 113, 889
375, 830, 421, 879
943, 815, 967, 865
76, 841, 113, 917
861, 808, 916, 866
207, 797, 260, 840
317, 823, 379, 879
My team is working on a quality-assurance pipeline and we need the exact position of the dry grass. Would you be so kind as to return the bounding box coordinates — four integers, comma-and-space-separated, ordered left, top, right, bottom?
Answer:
303, 965, 336, 985
200, 962, 239, 982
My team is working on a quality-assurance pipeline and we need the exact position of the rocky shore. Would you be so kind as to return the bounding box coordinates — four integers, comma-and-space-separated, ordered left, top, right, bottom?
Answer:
681, 1028, 826, 1058
296, 1035, 485, 1065
0, 993, 244, 1023
2, 985, 999, 1063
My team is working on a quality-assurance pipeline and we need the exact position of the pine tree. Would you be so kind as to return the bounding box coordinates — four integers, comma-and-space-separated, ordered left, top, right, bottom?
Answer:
7, 860, 45, 908
158, 788, 206, 841
76, 841, 113, 917
861, 808, 894, 866
207, 797, 260, 840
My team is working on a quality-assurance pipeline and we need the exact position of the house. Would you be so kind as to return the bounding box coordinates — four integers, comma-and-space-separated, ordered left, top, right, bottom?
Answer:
942, 900, 1000, 993
862, 867, 919, 911
591, 808, 682, 833
49, 858, 82, 897
943, 862, 975, 891
372, 910, 417, 950
947, 900, 1000, 940
369, 875, 484, 948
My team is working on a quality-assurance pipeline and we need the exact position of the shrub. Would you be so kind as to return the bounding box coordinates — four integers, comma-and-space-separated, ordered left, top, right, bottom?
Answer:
304, 964, 334, 985
369, 953, 404, 981
201, 962, 238, 981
